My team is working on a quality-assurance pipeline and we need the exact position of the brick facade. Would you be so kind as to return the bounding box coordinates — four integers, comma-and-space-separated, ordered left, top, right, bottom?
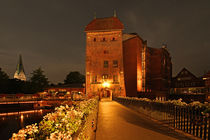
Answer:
85, 16, 172, 98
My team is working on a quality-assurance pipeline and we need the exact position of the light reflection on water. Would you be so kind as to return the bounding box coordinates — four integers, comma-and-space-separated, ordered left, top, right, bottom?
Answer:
0, 109, 52, 140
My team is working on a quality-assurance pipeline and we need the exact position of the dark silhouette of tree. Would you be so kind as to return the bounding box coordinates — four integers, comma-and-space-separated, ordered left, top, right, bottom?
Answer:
0, 68, 9, 81
7, 79, 24, 93
64, 71, 85, 84
0, 68, 9, 93
30, 68, 49, 92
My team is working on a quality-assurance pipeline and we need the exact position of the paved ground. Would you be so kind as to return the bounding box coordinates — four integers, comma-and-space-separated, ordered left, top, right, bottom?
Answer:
96, 100, 193, 140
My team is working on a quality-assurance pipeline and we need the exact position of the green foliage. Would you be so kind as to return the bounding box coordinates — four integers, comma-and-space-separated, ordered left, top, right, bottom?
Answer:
64, 71, 85, 84
30, 67, 49, 92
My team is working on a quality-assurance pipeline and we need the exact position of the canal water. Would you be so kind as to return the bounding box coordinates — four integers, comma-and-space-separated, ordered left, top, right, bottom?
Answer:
0, 109, 52, 140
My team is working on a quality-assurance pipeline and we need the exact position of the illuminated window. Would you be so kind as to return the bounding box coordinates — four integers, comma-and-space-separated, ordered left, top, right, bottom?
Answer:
93, 38, 96, 42
104, 61, 108, 68
113, 60, 118, 68
102, 74, 108, 79
113, 75, 118, 82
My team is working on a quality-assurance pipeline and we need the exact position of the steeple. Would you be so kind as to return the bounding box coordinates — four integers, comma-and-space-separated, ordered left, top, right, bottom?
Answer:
113, 9, 117, 17
14, 54, 26, 81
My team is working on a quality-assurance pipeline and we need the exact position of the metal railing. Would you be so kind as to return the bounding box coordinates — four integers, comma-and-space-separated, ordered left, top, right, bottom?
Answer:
114, 97, 210, 140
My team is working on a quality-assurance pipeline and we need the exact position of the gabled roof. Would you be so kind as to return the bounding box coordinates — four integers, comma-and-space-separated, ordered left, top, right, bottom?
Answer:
85, 17, 124, 31
123, 33, 137, 41
174, 68, 198, 80
122, 33, 144, 42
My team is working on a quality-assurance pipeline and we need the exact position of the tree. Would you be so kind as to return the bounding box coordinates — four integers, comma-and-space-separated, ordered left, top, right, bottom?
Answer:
0, 68, 9, 93
64, 71, 85, 84
30, 68, 49, 92
0, 68, 9, 81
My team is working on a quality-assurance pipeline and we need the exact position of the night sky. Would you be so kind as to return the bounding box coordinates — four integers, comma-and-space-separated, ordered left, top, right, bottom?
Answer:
0, 0, 209, 84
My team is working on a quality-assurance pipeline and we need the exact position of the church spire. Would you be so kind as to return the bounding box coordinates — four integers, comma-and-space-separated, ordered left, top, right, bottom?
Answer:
14, 54, 26, 81
17, 54, 24, 73
113, 9, 117, 17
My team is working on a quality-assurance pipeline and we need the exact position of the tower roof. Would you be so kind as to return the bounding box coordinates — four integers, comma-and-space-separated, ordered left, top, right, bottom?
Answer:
16, 54, 25, 74
14, 54, 26, 81
85, 17, 124, 31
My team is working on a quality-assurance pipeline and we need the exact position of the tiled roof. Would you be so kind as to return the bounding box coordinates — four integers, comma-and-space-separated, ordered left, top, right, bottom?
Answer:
85, 17, 124, 31
122, 33, 137, 41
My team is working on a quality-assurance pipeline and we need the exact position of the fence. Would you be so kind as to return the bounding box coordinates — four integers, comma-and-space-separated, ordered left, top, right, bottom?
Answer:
114, 97, 210, 140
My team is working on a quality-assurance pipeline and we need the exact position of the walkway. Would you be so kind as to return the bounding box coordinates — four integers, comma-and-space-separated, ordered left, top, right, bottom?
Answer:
96, 100, 193, 140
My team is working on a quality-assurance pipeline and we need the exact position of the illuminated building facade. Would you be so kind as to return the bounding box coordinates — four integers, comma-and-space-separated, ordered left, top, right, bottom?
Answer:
85, 14, 172, 98
14, 54, 26, 81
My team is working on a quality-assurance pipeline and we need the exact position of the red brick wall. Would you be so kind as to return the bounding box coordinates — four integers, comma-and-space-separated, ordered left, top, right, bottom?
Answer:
123, 37, 143, 97
147, 48, 172, 93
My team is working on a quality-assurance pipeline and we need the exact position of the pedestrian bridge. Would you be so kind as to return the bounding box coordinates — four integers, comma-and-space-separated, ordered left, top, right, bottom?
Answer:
96, 100, 194, 140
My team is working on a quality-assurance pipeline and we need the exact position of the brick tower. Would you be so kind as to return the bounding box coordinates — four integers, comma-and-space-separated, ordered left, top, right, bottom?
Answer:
85, 15, 126, 98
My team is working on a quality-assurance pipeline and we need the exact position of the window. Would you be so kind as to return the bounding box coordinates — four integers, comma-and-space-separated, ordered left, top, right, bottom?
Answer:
93, 38, 96, 42
113, 75, 118, 82
113, 60, 118, 68
103, 38, 106, 42
92, 75, 97, 83
112, 37, 116, 41
104, 50, 109, 54
102, 74, 108, 79
104, 61, 108, 68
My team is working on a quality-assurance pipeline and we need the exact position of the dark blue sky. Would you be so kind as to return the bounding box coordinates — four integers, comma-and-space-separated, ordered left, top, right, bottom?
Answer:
0, 0, 210, 83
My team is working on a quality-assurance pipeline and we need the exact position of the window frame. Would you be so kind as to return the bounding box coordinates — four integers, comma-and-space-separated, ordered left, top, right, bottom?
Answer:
113, 60, 118, 68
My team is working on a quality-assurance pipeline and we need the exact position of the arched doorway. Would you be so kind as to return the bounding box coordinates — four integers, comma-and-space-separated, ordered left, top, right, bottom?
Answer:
100, 88, 112, 101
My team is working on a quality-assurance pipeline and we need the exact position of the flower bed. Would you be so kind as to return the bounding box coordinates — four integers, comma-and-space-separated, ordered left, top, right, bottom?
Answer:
10, 97, 98, 140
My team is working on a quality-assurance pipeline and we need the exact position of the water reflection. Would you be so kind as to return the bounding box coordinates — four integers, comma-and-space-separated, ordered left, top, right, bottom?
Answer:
0, 109, 52, 140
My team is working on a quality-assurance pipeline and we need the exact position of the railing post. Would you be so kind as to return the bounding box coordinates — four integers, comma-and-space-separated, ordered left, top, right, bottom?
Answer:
193, 107, 196, 136
186, 107, 189, 133
200, 114, 203, 139
189, 107, 192, 134
208, 115, 210, 140
176, 106, 178, 128
183, 107, 186, 132
203, 115, 207, 140
181, 107, 183, 130
196, 109, 199, 137
178, 106, 181, 129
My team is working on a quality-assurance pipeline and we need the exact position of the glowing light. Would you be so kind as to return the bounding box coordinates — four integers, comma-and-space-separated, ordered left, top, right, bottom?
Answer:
102, 82, 110, 88
21, 114, 24, 120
